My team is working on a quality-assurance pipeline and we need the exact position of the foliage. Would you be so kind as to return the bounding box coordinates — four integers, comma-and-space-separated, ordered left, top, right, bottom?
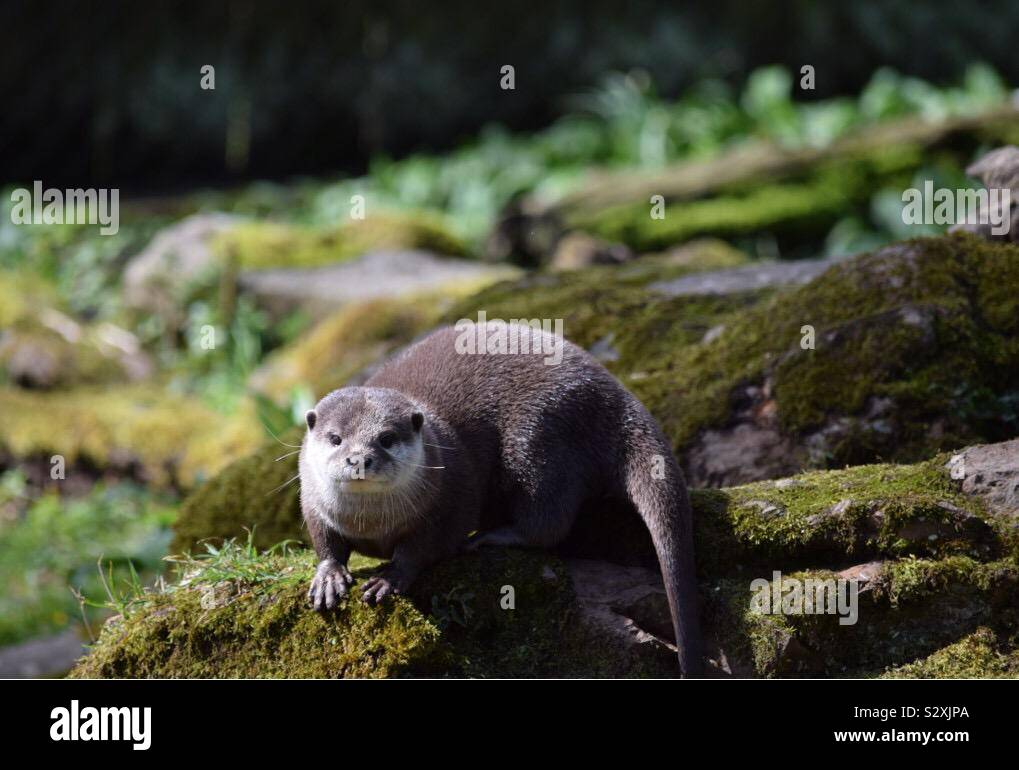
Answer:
0, 473, 176, 646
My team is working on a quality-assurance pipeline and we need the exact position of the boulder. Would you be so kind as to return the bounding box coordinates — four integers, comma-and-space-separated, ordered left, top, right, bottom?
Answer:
0, 311, 153, 390
78, 438, 1019, 678
122, 211, 472, 330
237, 249, 518, 321
122, 213, 239, 327
0, 385, 261, 488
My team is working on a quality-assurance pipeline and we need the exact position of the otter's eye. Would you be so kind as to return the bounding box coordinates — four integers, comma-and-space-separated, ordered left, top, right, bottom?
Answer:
328, 434, 342, 447
379, 432, 396, 450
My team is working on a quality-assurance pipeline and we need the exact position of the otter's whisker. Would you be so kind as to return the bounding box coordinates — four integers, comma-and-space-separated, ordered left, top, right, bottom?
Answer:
275, 450, 301, 462
266, 473, 300, 496
260, 419, 302, 449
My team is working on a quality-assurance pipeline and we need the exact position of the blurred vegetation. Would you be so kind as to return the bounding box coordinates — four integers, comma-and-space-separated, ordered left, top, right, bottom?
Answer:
0, 470, 176, 645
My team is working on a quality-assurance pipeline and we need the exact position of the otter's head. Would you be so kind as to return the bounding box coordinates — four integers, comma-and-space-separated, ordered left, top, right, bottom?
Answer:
303, 387, 425, 495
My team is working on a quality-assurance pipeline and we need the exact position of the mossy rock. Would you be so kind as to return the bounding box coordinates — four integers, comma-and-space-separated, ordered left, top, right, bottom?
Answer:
158, 431, 1019, 677
170, 427, 305, 554
0, 385, 261, 488
70, 546, 672, 678
250, 286, 492, 403
0, 271, 62, 329
214, 211, 468, 270
452, 233, 1019, 487
0, 316, 150, 390
704, 557, 1019, 676
512, 109, 1019, 255
572, 145, 922, 252
882, 627, 1019, 678
171, 439, 1012, 571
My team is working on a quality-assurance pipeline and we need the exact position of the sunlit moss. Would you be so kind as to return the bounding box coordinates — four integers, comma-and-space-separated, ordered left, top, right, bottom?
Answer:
0, 385, 262, 487
213, 211, 468, 270
252, 283, 508, 403
882, 627, 1019, 678
69, 543, 671, 678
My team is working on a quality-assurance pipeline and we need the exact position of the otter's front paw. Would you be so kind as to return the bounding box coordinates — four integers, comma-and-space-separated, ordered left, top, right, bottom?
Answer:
360, 573, 407, 605
308, 560, 354, 611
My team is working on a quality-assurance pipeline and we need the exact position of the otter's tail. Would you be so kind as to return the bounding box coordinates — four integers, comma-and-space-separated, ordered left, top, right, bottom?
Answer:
622, 411, 703, 677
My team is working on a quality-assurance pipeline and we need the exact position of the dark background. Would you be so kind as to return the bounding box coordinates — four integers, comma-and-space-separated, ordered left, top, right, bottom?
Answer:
3, 0, 1018, 191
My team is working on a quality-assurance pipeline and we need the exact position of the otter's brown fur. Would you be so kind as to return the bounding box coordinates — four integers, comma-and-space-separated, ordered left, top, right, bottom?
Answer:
300, 322, 702, 675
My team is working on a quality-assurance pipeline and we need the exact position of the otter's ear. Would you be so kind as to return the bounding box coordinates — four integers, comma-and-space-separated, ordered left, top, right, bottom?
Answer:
306, 410, 317, 430
411, 412, 424, 432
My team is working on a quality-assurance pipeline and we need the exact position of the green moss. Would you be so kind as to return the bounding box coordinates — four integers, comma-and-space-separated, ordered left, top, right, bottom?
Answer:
452, 234, 1019, 473
0, 271, 61, 328
570, 146, 922, 251
214, 211, 468, 270
704, 455, 1000, 572
253, 287, 489, 403
882, 627, 1019, 678
70, 542, 673, 678
448, 265, 769, 371
70, 549, 447, 678
0, 385, 261, 487
0, 319, 136, 389
171, 427, 304, 554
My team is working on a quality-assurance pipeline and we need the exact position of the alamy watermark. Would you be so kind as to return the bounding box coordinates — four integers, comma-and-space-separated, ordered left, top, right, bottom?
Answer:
9, 181, 119, 235
750, 570, 860, 626
901, 181, 1012, 237
454, 311, 564, 365
50, 700, 151, 750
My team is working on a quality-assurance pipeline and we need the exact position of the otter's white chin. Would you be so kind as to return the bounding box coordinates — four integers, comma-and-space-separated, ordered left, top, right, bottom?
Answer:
336, 478, 394, 493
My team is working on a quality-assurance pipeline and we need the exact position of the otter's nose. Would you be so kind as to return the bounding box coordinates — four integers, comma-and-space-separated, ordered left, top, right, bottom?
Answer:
346, 454, 373, 469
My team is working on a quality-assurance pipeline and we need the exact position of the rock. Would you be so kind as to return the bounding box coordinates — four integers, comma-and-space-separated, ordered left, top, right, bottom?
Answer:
838, 561, 884, 592
945, 439, 1019, 518
949, 146, 1019, 243
0, 312, 153, 390
587, 333, 620, 362
237, 250, 519, 321
567, 558, 677, 667
965, 145, 1019, 190
70, 548, 680, 678
549, 232, 632, 271
0, 629, 86, 678
122, 213, 239, 325
650, 255, 840, 296
0, 384, 262, 488
79, 435, 1019, 678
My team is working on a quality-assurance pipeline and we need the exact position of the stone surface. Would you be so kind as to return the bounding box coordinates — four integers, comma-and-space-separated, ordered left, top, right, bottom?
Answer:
123, 212, 239, 323
946, 439, 1019, 518
650, 255, 840, 297
238, 249, 519, 319
0, 629, 86, 678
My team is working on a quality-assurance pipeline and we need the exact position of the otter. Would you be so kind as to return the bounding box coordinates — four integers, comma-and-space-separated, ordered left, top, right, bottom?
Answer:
299, 322, 702, 675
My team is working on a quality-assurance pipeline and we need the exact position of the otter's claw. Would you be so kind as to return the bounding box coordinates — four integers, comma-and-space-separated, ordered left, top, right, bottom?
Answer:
309, 560, 354, 611
360, 575, 401, 605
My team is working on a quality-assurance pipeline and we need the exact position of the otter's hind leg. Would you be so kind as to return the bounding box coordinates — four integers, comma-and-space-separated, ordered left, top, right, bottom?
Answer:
467, 475, 587, 551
